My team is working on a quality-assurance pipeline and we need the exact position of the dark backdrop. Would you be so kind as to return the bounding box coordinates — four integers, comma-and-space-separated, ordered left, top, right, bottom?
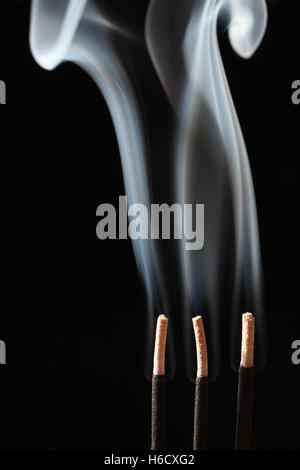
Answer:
0, 0, 299, 450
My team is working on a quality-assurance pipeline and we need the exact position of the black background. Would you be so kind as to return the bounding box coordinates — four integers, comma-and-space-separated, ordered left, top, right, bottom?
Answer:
0, 0, 299, 450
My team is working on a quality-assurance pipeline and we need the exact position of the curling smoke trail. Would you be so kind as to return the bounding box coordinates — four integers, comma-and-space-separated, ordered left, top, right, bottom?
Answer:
30, 0, 174, 378
30, 0, 268, 381
147, 0, 267, 379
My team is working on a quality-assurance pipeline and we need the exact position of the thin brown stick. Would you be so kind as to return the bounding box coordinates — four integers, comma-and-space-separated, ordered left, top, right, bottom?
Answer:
192, 316, 208, 450
152, 315, 168, 450
235, 312, 255, 449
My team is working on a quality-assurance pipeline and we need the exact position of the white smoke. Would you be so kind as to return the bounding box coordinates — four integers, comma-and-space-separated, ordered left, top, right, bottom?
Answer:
147, 0, 267, 379
30, 0, 268, 380
30, 0, 174, 379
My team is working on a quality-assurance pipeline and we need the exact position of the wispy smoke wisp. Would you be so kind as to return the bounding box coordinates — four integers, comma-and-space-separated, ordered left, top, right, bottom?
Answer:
30, 0, 268, 381
147, 0, 267, 380
30, 0, 174, 379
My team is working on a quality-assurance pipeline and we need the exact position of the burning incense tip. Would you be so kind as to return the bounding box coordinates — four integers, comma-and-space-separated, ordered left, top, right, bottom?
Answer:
241, 312, 255, 368
153, 315, 168, 376
192, 316, 208, 378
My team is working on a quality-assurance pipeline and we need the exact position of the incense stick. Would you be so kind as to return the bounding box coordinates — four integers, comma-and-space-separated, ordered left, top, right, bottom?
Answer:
235, 312, 255, 449
151, 314, 168, 450
192, 316, 208, 450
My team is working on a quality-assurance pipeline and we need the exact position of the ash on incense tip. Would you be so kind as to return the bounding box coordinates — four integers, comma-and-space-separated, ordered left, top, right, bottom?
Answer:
241, 312, 255, 369
192, 315, 208, 378
153, 314, 168, 376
